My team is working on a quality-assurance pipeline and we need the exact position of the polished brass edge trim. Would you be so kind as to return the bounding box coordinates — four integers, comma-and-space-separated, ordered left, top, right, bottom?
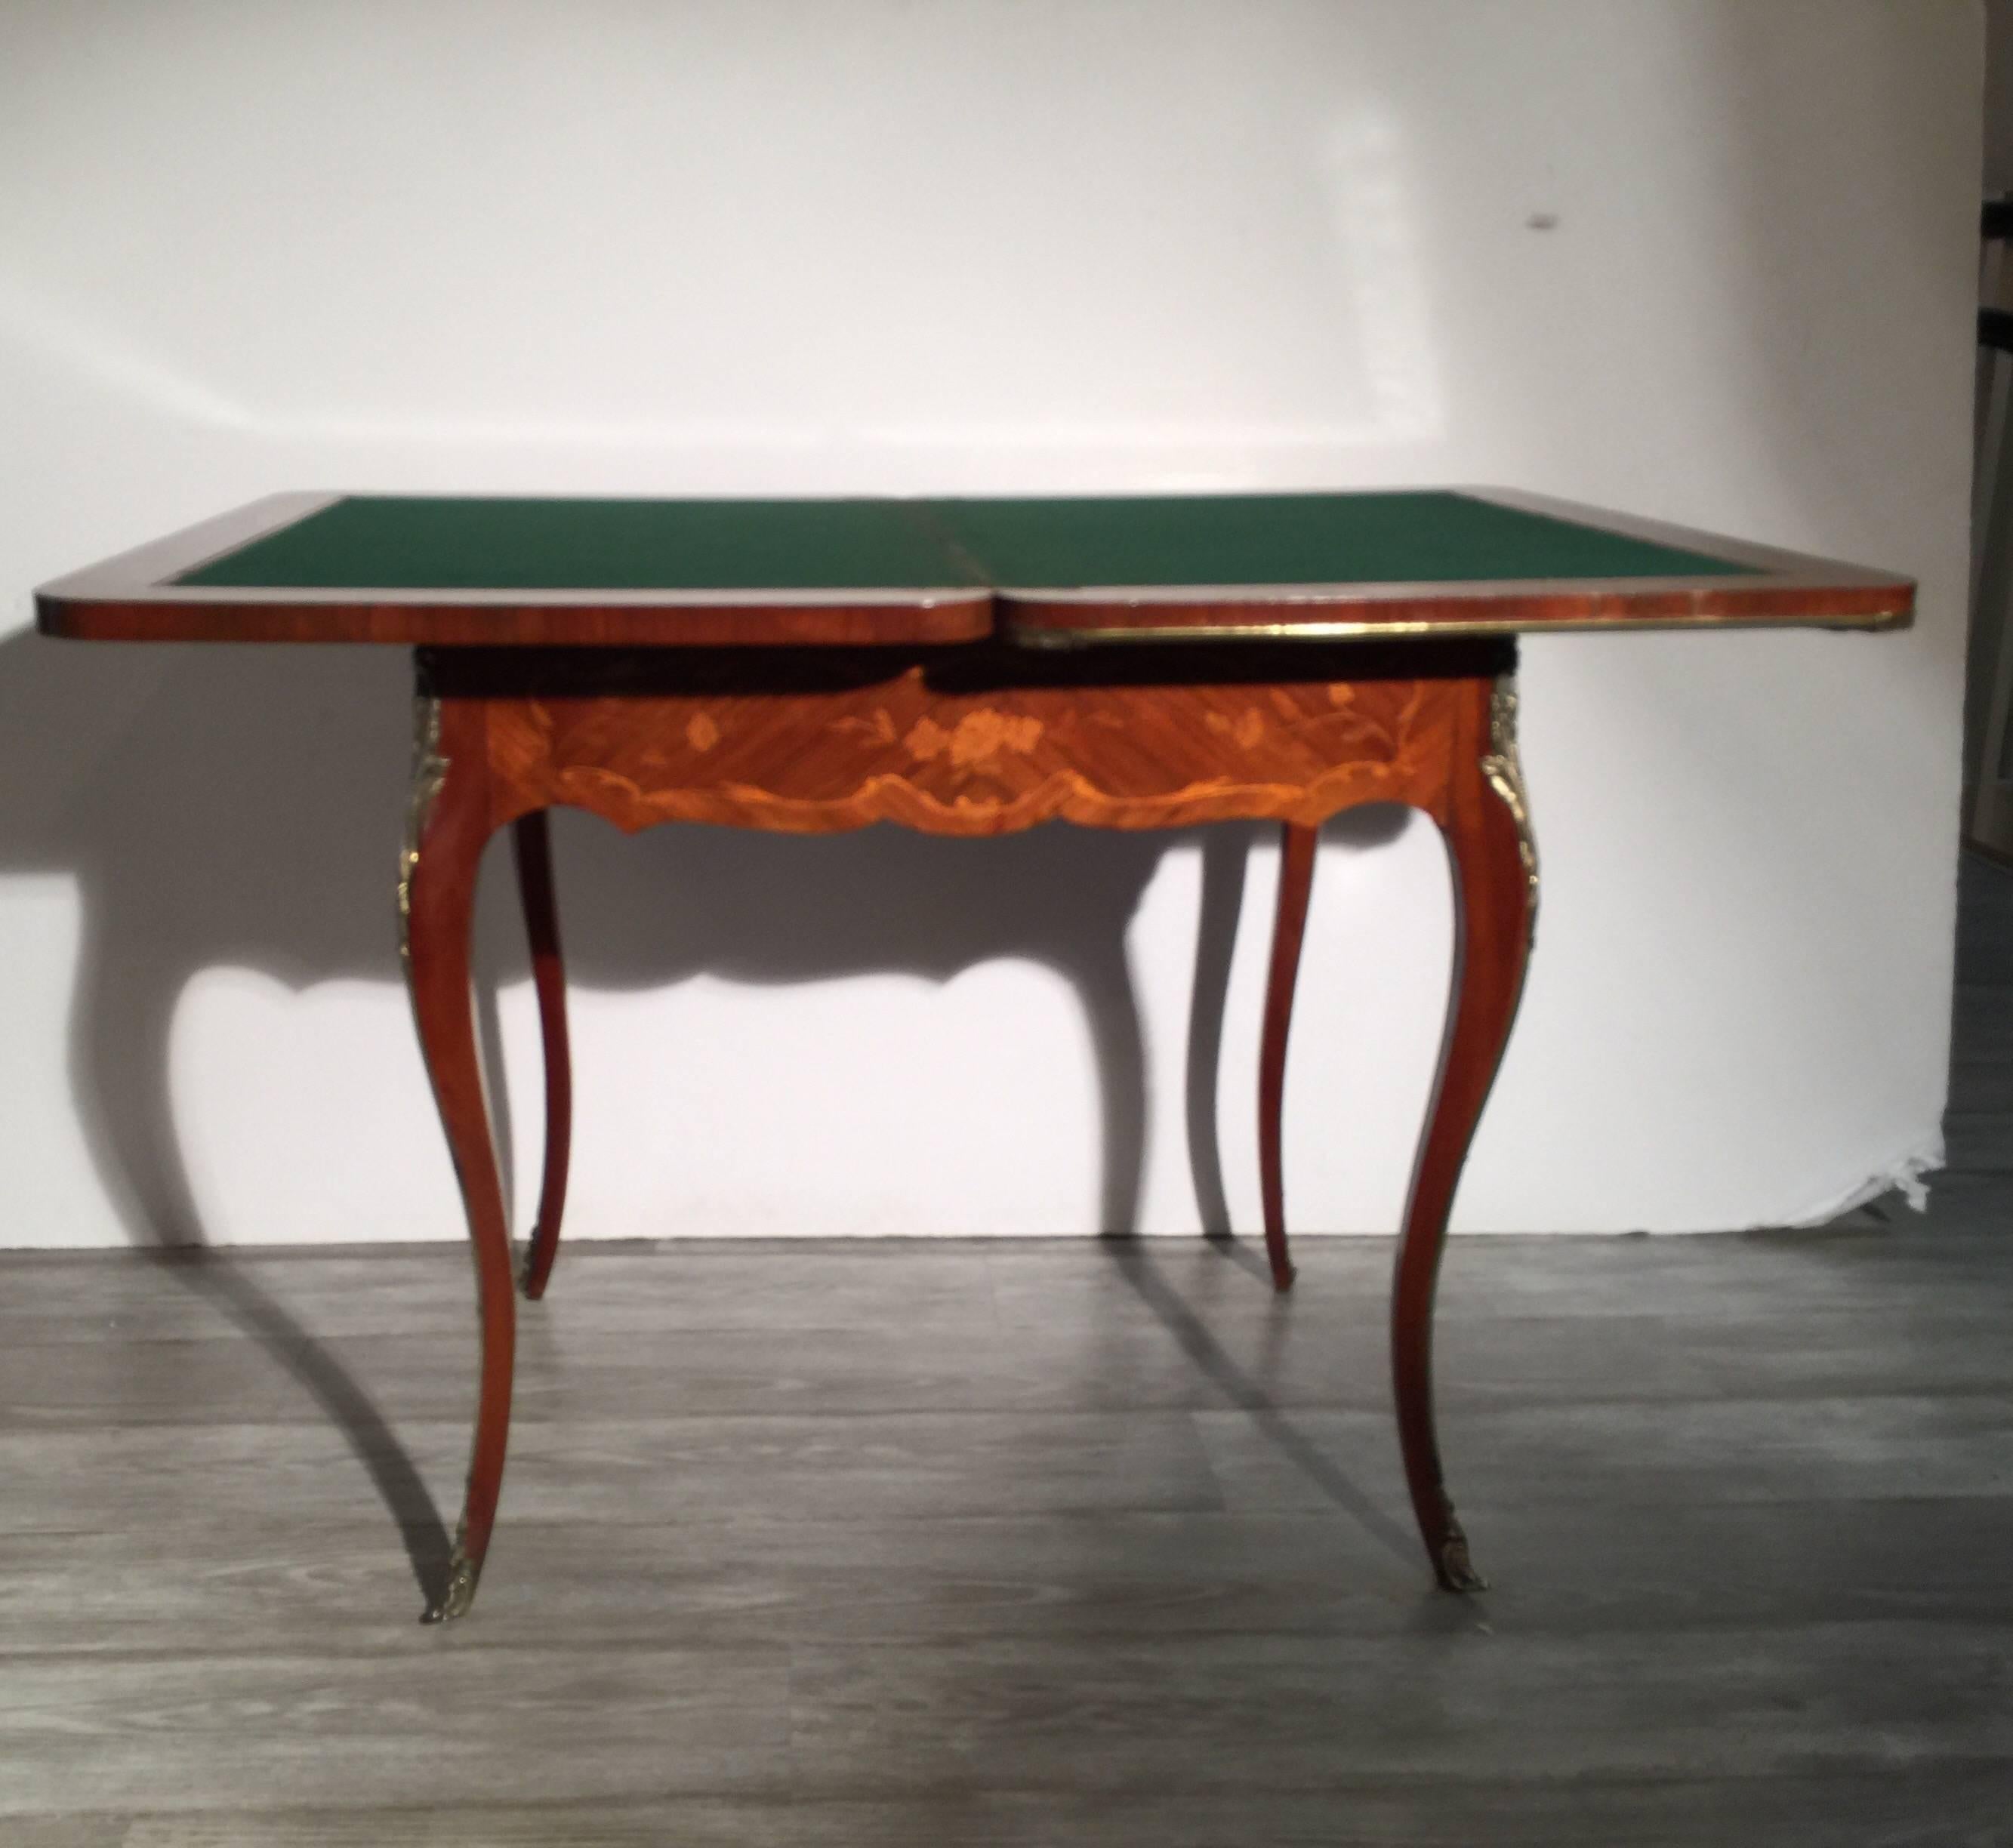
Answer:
1003, 608, 1910, 646
1480, 676, 1540, 946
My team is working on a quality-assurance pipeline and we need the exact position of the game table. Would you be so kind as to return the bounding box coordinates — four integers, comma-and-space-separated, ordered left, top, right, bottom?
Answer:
36, 488, 1912, 1622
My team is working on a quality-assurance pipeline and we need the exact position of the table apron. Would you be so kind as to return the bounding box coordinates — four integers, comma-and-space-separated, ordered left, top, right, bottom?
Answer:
437, 665, 1494, 838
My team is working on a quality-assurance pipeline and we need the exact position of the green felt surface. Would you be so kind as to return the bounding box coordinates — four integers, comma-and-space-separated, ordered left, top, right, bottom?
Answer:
926, 491, 1754, 590
177, 497, 985, 593
175, 491, 1756, 593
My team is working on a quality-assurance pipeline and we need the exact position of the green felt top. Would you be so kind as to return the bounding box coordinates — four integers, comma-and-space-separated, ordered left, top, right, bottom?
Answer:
177, 497, 986, 593
174, 491, 1756, 594
929, 492, 1753, 590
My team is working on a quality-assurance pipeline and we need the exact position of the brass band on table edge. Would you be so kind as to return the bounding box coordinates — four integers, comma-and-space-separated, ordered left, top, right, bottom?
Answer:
1007, 606, 1911, 648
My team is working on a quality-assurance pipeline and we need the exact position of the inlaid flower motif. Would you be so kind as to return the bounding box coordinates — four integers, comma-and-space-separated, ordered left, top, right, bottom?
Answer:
685, 713, 720, 753
905, 709, 1044, 765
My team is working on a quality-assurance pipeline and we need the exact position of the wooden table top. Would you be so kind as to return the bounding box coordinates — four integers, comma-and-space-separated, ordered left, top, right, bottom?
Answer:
36, 488, 1913, 648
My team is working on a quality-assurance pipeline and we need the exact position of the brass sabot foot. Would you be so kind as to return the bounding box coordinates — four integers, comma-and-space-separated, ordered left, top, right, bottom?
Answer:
421, 1541, 480, 1624
1435, 1520, 1488, 1594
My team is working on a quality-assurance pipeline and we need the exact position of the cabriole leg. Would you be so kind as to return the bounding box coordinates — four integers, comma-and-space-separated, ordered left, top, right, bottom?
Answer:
512, 809, 573, 1301
1392, 677, 1537, 1593
1258, 821, 1318, 1292
402, 691, 516, 1622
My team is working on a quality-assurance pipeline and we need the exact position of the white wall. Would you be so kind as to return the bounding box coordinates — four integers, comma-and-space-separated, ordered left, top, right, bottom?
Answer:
0, 0, 1980, 1249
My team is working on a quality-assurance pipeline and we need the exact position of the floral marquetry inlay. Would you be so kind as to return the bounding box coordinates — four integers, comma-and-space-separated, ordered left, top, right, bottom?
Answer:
482, 666, 1475, 839
904, 709, 1046, 766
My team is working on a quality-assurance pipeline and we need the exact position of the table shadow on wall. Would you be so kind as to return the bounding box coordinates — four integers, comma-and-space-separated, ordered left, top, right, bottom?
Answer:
0, 628, 1410, 1603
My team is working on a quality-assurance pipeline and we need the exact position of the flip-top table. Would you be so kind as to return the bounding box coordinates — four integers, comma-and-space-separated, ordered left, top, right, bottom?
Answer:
38, 488, 1912, 1621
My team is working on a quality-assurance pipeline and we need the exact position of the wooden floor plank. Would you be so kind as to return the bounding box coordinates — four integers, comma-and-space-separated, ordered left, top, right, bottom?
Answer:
784, 1625, 2013, 1790
96, 1766, 2013, 1847
0, 1410, 1225, 1540
5, 1291, 2008, 1434
0, 1647, 792, 1817
1192, 1395, 2013, 1515
985, 1234, 2013, 1331
0, 1245, 999, 1347
9, 1386, 2002, 1555
8, 1496, 2010, 1659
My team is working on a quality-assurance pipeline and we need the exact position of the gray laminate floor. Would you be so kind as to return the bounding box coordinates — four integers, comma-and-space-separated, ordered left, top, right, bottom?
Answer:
4, 866, 2012, 1844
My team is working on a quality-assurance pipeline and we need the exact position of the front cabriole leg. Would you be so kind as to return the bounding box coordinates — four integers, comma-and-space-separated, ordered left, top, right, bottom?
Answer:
401, 669, 516, 1622
1392, 673, 1538, 1593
